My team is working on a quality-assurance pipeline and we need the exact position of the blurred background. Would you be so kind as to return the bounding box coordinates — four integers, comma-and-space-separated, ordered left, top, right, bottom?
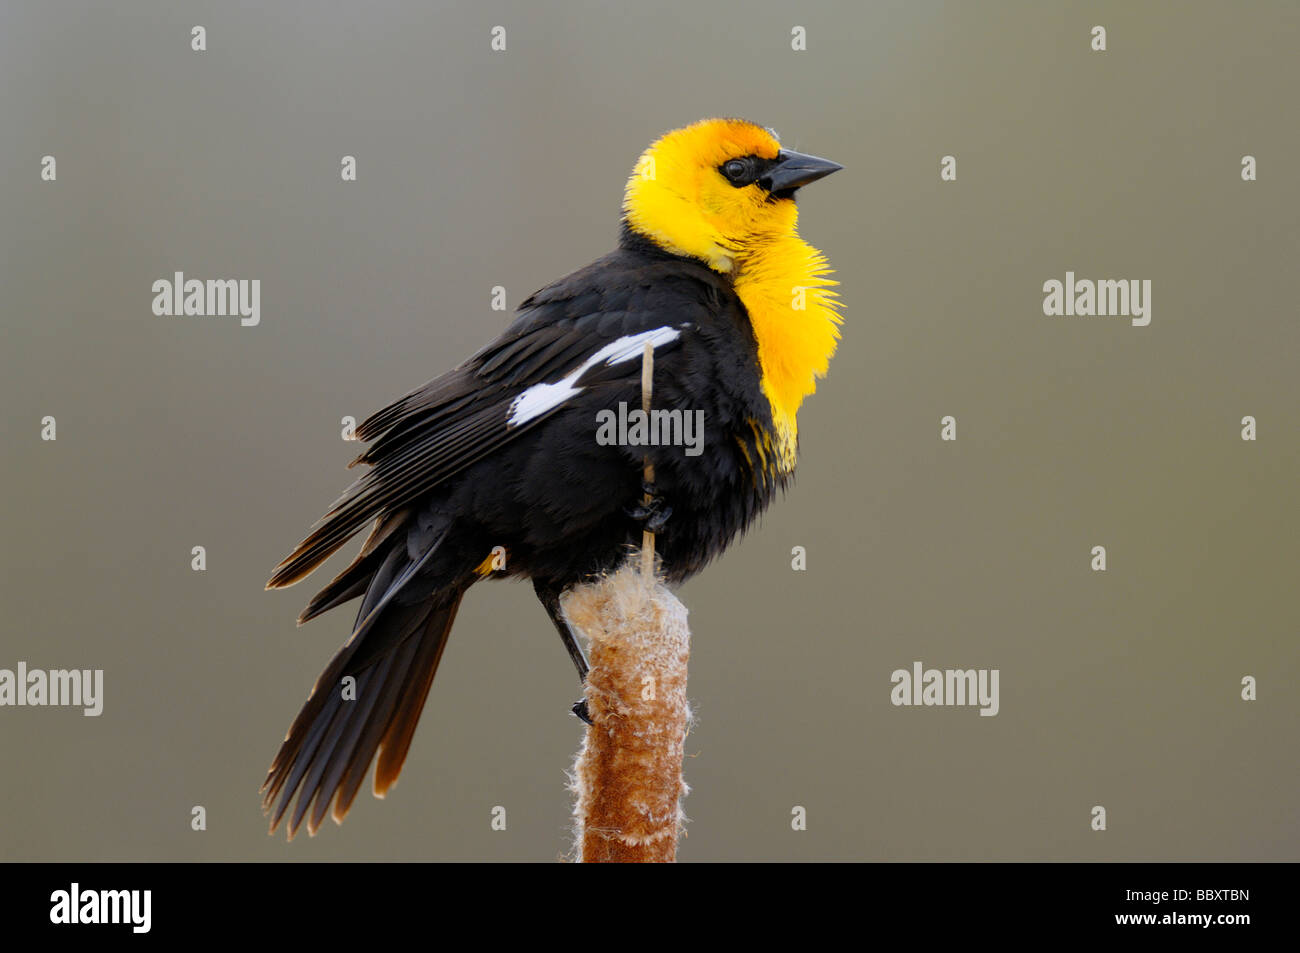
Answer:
1, 0, 1296, 861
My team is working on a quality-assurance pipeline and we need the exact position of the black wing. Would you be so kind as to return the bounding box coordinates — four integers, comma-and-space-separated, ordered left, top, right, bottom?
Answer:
266, 248, 728, 589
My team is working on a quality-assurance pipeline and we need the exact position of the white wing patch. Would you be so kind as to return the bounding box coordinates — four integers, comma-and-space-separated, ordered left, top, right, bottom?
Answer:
507, 326, 683, 427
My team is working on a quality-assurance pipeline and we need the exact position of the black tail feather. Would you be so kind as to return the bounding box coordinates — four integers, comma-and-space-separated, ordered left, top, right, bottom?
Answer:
263, 505, 463, 838
262, 593, 463, 838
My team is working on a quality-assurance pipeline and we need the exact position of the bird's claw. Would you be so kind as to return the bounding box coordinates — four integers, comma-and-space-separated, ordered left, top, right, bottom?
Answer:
626, 495, 672, 533
572, 698, 593, 726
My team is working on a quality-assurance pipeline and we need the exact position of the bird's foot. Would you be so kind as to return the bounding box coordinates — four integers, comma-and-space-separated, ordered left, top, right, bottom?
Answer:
626, 486, 672, 534
572, 698, 593, 726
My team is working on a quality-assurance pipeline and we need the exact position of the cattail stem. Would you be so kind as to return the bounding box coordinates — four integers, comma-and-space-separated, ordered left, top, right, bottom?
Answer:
564, 341, 690, 862
640, 340, 655, 581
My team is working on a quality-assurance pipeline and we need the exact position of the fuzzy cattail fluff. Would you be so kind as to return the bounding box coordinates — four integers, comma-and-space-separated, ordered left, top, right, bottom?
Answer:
563, 556, 691, 862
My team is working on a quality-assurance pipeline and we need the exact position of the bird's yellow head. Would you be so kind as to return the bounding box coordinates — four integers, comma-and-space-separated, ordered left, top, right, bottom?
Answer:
624, 119, 843, 473
622, 118, 841, 274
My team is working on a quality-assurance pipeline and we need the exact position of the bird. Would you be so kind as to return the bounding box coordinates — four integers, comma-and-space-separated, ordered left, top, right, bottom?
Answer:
261, 117, 842, 837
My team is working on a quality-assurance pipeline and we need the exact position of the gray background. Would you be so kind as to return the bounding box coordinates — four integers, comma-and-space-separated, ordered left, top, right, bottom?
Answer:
1, 1, 1296, 861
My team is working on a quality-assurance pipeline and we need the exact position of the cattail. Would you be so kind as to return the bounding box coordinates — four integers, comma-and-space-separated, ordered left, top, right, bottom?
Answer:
564, 558, 691, 862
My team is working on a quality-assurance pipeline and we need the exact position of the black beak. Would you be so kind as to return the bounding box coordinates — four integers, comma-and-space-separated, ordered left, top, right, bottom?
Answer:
761, 149, 842, 197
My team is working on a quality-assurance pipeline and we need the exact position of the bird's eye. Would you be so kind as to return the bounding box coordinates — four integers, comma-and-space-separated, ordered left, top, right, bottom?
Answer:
721, 158, 753, 185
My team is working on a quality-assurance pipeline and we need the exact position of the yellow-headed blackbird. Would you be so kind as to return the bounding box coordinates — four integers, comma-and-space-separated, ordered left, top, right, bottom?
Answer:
262, 118, 841, 836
